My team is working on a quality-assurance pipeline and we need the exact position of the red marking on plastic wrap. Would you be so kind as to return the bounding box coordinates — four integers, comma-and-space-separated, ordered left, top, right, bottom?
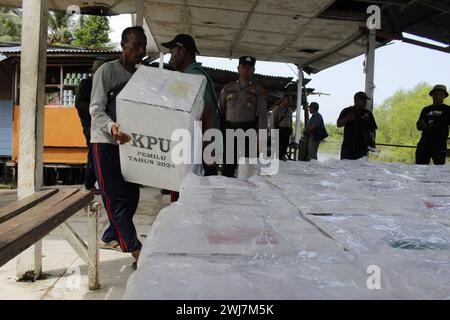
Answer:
424, 200, 443, 209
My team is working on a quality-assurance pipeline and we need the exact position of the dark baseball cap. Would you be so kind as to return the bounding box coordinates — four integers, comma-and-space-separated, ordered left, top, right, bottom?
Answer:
354, 91, 371, 100
308, 102, 319, 110
161, 34, 200, 55
239, 56, 256, 67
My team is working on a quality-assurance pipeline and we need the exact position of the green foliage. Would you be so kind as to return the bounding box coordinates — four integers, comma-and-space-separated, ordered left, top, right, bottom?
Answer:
0, 9, 112, 49
325, 122, 343, 141
73, 15, 113, 49
0, 8, 21, 41
374, 83, 432, 145
48, 11, 73, 45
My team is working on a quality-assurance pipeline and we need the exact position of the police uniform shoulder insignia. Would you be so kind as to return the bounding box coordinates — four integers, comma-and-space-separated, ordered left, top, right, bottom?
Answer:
226, 93, 235, 100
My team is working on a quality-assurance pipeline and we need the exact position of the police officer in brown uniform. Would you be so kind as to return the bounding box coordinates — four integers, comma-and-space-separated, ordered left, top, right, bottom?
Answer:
219, 56, 267, 178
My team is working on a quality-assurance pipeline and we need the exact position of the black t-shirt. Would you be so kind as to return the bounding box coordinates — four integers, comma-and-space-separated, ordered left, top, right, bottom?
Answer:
417, 104, 450, 148
75, 78, 93, 124
338, 106, 378, 156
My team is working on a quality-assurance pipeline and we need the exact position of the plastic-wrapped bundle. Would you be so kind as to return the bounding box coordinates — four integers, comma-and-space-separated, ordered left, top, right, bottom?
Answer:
124, 160, 450, 299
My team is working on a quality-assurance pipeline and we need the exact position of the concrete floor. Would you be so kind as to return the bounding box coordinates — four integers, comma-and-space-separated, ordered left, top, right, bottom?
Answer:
0, 186, 171, 300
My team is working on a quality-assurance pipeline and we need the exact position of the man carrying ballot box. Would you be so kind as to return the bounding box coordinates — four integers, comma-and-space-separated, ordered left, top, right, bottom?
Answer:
90, 27, 147, 270
162, 34, 220, 201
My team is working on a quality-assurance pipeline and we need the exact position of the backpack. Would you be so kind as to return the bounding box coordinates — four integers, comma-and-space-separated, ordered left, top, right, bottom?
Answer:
105, 81, 128, 122
317, 124, 329, 141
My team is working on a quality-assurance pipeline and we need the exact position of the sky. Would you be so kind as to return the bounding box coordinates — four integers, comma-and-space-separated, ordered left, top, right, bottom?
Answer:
109, 15, 450, 124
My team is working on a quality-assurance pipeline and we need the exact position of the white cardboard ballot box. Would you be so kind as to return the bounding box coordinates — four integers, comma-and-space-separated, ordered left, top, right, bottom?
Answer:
116, 66, 206, 192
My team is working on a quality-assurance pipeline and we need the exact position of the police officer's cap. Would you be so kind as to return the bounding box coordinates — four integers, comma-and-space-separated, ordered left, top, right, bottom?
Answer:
239, 56, 256, 67
161, 34, 200, 54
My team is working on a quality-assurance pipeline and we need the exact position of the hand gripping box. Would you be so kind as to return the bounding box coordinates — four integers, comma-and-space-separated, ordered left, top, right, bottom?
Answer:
116, 66, 206, 191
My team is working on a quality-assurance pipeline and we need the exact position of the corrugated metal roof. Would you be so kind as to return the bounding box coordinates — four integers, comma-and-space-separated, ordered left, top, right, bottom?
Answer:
0, 0, 380, 73
205, 66, 295, 85
0, 45, 121, 55
0, 46, 21, 53
0, 41, 21, 47
0, 0, 448, 73
146, 62, 311, 90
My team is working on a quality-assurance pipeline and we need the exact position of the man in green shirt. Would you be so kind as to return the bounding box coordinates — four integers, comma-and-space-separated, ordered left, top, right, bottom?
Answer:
162, 34, 220, 200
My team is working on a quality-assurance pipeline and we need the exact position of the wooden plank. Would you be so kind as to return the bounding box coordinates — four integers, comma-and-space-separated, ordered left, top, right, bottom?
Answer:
0, 188, 78, 233
0, 188, 58, 224
0, 189, 93, 267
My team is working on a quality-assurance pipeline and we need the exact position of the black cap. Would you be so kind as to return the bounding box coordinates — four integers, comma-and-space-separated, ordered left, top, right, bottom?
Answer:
239, 56, 256, 67
354, 91, 371, 100
161, 34, 200, 55
308, 102, 319, 110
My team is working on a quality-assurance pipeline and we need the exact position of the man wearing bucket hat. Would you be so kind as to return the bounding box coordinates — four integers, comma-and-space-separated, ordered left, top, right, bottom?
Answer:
416, 84, 450, 165
337, 91, 378, 160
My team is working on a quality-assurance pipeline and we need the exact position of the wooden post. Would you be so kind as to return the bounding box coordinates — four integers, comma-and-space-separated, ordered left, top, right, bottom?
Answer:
294, 66, 304, 144
16, 0, 48, 281
87, 202, 100, 290
159, 52, 164, 69
365, 29, 376, 111
14, 63, 19, 105
131, 1, 144, 27
135, 0, 144, 27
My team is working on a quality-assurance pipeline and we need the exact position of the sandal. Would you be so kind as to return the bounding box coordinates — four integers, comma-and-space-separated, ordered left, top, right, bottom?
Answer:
99, 240, 123, 252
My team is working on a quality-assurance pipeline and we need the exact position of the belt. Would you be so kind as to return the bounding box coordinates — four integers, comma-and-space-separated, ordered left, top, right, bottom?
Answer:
225, 121, 257, 130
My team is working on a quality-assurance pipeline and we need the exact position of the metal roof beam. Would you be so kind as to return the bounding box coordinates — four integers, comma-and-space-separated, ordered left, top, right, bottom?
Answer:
229, 0, 260, 57
377, 30, 450, 53
419, 0, 450, 14
354, 0, 410, 6
318, 9, 367, 21
394, 10, 448, 38
143, 10, 163, 56
301, 30, 364, 68
183, 0, 192, 35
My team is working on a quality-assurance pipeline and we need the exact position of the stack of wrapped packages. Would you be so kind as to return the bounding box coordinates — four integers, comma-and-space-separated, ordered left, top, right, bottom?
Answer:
124, 159, 450, 299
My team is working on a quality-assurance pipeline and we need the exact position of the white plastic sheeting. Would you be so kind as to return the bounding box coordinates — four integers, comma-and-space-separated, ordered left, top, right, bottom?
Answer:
124, 160, 450, 299
117, 67, 206, 192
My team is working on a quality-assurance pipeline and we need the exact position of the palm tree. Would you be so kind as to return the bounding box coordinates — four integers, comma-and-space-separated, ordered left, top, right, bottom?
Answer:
0, 8, 22, 42
48, 11, 73, 46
